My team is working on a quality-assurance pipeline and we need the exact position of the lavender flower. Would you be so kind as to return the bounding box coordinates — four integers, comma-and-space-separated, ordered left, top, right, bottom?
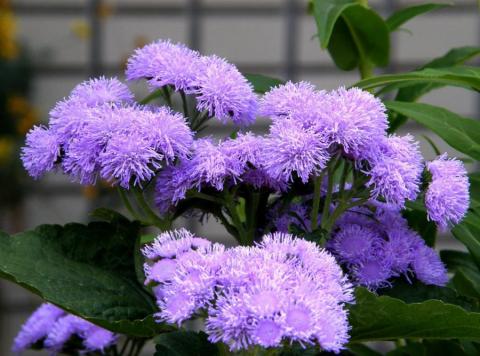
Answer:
366, 134, 423, 207
145, 230, 353, 352
190, 55, 258, 126
126, 39, 201, 91
261, 120, 330, 183
154, 163, 194, 214
426, 154, 469, 229
12, 304, 117, 354
21, 126, 61, 179
412, 245, 449, 286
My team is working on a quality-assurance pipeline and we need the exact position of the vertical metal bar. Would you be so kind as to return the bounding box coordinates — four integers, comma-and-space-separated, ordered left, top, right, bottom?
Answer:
86, 0, 102, 77
284, 0, 298, 80
187, 0, 201, 51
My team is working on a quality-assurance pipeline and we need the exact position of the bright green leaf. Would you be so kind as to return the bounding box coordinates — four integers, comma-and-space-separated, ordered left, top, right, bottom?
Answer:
385, 101, 480, 161
0, 223, 166, 337
311, 0, 357, 48
244, 73, 284, 94
349, 288, 480, 342
386, 3, 451, 32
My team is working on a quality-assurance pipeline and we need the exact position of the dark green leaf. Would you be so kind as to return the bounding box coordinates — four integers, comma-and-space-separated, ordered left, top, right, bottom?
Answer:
354, 66, 480, 91
89, 207, 130, 223
342, 6, 390, 68
452, 268, 480, 300
327, 16, 360, 70
453, 211, 480, 270
349, 287, 480, 342
0, 223, 166, 337
469, 173, 480, 209
154, 331, 218, 356
441, 250, 479, 274
386, 3, 450, 32
244, 73, 284, 94
403, 209, 437, 247
348, 343, 382, 356
388, 340, 470, 356
311, 0, 357, 48
385, 101, 480, 161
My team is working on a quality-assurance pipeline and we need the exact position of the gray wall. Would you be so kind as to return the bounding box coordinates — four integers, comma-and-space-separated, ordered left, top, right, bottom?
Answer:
1, 0, 479, 353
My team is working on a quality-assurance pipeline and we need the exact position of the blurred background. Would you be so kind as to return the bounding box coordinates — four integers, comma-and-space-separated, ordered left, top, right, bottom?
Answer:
0, 0, 479, 353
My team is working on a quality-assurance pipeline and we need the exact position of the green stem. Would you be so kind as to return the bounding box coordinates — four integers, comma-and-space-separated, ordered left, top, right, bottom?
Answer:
246, 192, 260, 244
310, 173, 324, 231
357, 0, 368, 7
180, 90, 189, 118
117, 188, 142, 221
321, 161, 337, 229
139, 89, 164, 105
162, 86, 172, 107
224, 191, 247, 245
133, 187, 170, 230
188, 191, 225, 205
119, 338, 130, 356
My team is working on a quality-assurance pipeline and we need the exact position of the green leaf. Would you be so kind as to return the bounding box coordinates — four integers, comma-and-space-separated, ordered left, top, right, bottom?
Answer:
441, 250, 479, 274
348, 343, 382, 356
244, 73, 284, 94
403, 209, 437, 247
0, 223, 166, 337
327, 16, 360, 70
452, 268, 480, 300
386, 3, 451, 32
385, 101, 480, 161
154, 331, 218, 356
453, 211, 480, 270
89, 207, 130, 223
388, 340, 470, 356
354, 66, 480, 92
311, 0, 357, 48
340, 5, 390, 67
349, 288, 480, 342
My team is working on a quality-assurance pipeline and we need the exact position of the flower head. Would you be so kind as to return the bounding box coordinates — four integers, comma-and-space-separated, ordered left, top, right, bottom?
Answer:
21, 126, 61, 179
426, 154, 469, 229
412, 245, 449, 286
191, 55, 258, 126
126, 39, 201, 91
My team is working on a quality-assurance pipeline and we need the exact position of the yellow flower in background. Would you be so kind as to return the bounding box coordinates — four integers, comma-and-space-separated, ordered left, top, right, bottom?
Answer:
0, 6, 18, 59
0, 137, 15, 165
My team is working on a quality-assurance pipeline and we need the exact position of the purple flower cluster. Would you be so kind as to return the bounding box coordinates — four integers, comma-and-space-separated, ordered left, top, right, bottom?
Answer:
21, 77, 193, 187
12, 303, 117, 354
143, 229, 353, 352
328, 203, 448, 289
426, 154, 469, 229
127, 40, 258, 126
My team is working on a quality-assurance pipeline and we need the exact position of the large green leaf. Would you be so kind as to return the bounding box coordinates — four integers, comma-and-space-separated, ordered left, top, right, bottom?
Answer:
388, 340, 471, 356
0, 222, 166, 337
452, 268, 480, 300
311, 0, 357, 48
327, 16, 360, 70
453, 210, 480, 270
354, 66, 480, 91
349, 288, 480, 342
386, 3, 450, 32
385, 101, 480, 161
154, 331, 218, 356
244, 73, 284, 94
441, 250, 479, 274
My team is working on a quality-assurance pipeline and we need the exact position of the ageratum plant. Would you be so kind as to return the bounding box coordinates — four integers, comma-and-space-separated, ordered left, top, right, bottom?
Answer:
2, 1, 480, 355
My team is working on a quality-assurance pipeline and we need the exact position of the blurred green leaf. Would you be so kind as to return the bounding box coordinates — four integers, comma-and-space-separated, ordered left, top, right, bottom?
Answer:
385, 101, 480, 161
0, 222, 168, 337
154, 331, 218, 356
403, 209, 437, 247
386, 3, 451, 32
244, 73, 284, 93
350, 288, 480, 342
452, 268, 480, 300
388, 340, 470, 356
311, 0, 357, 48
453, 211, 480, 270
354, 66, 480, 91
441, 250, 478, 274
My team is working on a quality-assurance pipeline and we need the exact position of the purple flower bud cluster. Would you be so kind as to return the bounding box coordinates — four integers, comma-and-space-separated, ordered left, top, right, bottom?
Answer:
143, 229, 353, 352
12, 303, 117, 354
127, 40, 258, 126
21, 77, 193, 187
328, 203, 448, 289
426, 154, 470, 230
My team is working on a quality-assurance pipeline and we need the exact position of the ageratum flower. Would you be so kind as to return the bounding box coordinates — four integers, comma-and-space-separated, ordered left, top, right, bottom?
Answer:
144, 231, 353, 353
126, 39, 201, 91
366, 134, 423, 207
425, 154, 469, 230
21, 126, 61, 179
412, 245, 449, 286
12, 304, 116, 354
190, 55, 258, 126
261, 120, 330, 183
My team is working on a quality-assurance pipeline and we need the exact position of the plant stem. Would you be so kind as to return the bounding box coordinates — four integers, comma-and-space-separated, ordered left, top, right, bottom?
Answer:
180, 90, 189, 118
224, 190, 247, 245
117, 188, 143, 221
310, 172, 324, 231
246, 192, 260, 244
139, 89, 163, 105
132, 187, 170, 230
162, 86, 172, 107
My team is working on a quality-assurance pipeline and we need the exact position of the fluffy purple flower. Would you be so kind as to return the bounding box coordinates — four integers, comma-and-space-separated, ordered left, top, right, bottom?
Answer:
353, 257, 394, 290
126, 39, 201, 91
12, 304, 64, 353
260, 81, 327, 128
21, 126, 61, 179
146, 230, 353, 352
412, 245, 449, 286
366, 134, 423, 207
142, 229, 211, 259
272, 202, 311, 233
154, 163, 194, 214
383, 228, 423, 273
261, 120, 330, 183
426, 154, 469, 229
319, 87, 388, 158
12, 304, 117, 354
190, 55, 258, 126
